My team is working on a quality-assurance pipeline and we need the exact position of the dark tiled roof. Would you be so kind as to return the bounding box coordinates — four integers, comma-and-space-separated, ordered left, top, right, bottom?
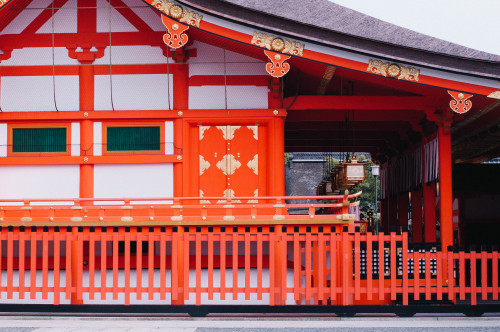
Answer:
176, 0, 500, 78
223, 0, 500, 62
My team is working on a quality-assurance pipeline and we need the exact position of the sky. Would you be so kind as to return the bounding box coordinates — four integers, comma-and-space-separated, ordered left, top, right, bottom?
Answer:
329, 0, 500, 56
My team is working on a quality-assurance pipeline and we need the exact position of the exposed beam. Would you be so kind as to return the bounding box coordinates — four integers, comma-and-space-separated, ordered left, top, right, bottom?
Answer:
284, 96, 435, 111
286, 110, 425, 124
316, 66, 336, 95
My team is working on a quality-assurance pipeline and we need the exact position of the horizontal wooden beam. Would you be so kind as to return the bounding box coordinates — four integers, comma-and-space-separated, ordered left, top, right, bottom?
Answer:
284, 96, 435, 111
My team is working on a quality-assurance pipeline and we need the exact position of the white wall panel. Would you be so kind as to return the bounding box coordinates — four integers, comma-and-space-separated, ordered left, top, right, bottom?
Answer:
94, 74, 173, 110
93, 122, 103, 156
96, 0, 138, 33
189, 86, 226, 109
0, 123, 7, 157
0, 165, 79, 199
71, 122, 80, 156
165, 121, 173, 155
0, 0, 53, 35
122, 0, 166, 31
93, 46, 171, 65
94, 164, 173, 204
227, 86, 269, 109
37, 0, 77, 34
0, 47, 79, 66
1, 76, 79, 112
187, 41, 224, 63
189, 86, 268, 109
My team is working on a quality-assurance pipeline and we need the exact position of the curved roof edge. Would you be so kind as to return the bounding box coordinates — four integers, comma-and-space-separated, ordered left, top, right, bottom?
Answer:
150, 0, 499, 97
222, 0, 500, 63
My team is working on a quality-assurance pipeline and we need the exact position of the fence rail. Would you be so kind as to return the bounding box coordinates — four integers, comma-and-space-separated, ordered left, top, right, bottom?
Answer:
0, 224, 497, 306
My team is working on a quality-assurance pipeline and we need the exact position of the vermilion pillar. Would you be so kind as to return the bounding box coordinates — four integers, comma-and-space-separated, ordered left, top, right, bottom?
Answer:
79, 63, 94, 199
172, 49, 188, 305
438, 122, 453, 251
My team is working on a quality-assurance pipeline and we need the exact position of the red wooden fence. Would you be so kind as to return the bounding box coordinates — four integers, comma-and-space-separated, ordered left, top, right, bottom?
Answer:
0, 224, 497, 306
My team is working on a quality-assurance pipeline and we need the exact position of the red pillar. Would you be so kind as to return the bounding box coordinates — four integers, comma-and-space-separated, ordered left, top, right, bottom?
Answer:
172, 49, 188, 305
438, 123, 453, 250
411, 188, 423, 243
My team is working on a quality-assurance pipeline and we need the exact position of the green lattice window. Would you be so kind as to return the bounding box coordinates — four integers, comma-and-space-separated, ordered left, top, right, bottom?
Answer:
12, 127, 67, 153
106, 126, 161, 151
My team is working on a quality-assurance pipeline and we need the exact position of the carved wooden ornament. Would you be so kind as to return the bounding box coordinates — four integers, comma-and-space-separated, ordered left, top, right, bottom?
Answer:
161, 15, 190, 49
448, 90, 473, 114
264, 50, 291, 78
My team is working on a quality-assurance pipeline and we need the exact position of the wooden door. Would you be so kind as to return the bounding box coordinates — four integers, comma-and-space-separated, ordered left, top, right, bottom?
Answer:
199, 125, 259, 203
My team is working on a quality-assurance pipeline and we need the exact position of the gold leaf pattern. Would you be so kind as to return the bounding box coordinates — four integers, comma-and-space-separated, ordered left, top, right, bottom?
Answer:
247, 189, 259, 203
216, 125, 241, 140
251, 32, 304, 56
487, 91, 500, 99
247, 154, 258, 175
199, 126, 210, 140
180, 7, 203, 27
367, 59, 419, 82
151, 0, 175, 14
217, 189, 241, 204
199, 189, 210, 204
247, 126, 258, 140
199, 155, 210, 176
216, 154, 241, 176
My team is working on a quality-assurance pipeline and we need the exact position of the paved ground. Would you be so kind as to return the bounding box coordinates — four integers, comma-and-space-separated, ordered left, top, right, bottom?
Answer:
0, 316, 500, 331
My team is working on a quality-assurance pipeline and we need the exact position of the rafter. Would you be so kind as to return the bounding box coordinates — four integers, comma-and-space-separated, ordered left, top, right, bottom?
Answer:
20, 0, 69, 35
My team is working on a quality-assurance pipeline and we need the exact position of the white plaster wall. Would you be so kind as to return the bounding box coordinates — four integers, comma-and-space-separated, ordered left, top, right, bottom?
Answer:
0, 0, 53, 35
93, 46, 172, 65
0, 47, 79, 66
165, 121, 173, 155
71, 122, 80, 156
122, 0, 166, 31
96, 0, 138, 33
0, 165, 79, 200
37, 0, 78, 34
94, 74, 173, 110
94, 164, 173, 204
1, 76, 79, 112
189, 86, 269, 109
0, 123, 6, 157
93, 122, 103, 156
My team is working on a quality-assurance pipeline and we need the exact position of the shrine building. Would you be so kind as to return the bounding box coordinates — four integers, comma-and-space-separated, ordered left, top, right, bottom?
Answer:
0, 0, 498, 314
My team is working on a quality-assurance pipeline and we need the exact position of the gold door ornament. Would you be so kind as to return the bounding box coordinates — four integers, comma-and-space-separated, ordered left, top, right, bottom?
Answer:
216, 154, 241, 176
199, 155, 211, 176
216, 125, 241, 140
247, 154, 258, 175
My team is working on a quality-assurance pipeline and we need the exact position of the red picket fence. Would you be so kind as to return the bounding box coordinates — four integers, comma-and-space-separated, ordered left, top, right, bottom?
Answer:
0, 224, 498, 306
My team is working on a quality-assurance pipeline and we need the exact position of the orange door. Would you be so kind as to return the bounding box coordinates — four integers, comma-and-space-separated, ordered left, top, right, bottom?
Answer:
199, 125, 259, 203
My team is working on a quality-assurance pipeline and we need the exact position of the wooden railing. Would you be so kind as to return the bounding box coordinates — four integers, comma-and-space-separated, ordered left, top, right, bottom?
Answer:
0, 193, 361, 225
0, 224, 498, 306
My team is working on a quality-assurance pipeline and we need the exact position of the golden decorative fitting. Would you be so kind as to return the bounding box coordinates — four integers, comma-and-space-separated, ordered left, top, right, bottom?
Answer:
83, 157, 89, 162
180, 8, 203, 28
367, 59, 419, 82
271, 38, 285, 52
83, 112, 89, 117
178, 111, 183, 116
488, 91, 500, 99
387, 64, 401, 78
177, 155, 182, 160
448, 90, 473, 114
251, 32, 304, 56
49, 217, 54, 221
150, 217, 154, 221
99, 217, 103, 221
172, 23, 179, 31
169, 5, 183, 18
273, 110, 279, 115
199, 155, 210, 175
216, 154, 241, 175
151, 0, 175, 15
202, 216, 206, 221
247, 154, 258, 175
